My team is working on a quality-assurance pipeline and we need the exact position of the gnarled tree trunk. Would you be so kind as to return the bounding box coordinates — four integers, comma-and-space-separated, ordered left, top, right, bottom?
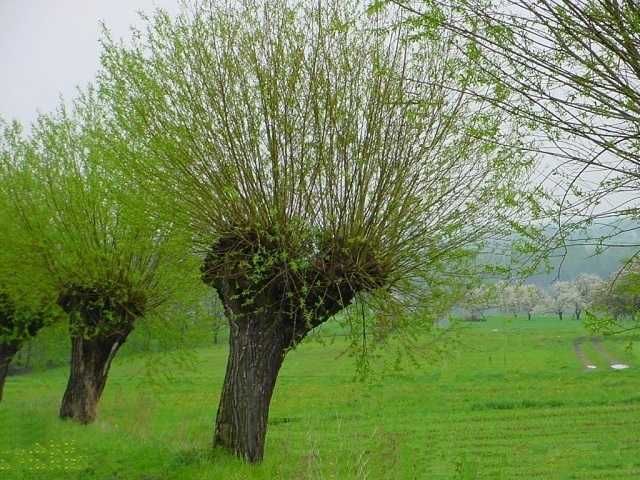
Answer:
210, 287, 350, 462
59, 328, 131, 423
213, 315, 293, 463
203, 230, 375, 463
0, 343, 19, 403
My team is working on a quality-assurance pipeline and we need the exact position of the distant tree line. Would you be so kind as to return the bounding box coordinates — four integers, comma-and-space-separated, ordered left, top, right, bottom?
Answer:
460, 263, 640, 324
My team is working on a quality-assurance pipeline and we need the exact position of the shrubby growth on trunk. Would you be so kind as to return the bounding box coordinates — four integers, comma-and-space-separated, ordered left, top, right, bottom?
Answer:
99, 0, 531, 462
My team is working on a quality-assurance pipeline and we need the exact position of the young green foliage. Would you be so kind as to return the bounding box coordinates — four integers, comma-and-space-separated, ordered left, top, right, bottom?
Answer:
588, 259, 640, 333
0, 119, 63, 402
0, 93, 202, 422
99, 0, 531, 462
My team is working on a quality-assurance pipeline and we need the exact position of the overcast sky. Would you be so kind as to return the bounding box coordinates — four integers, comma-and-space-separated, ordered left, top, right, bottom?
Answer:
0, 0, 180, 126
0, 0, 628, 219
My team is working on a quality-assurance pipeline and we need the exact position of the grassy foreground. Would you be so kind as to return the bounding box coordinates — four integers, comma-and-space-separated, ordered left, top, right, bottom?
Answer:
1, 316, 639, 479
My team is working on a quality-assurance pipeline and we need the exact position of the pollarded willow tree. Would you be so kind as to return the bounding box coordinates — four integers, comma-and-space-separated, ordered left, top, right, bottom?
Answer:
99, 0, 531, 462
0, 94, 200, 423
0, 120, 60, 402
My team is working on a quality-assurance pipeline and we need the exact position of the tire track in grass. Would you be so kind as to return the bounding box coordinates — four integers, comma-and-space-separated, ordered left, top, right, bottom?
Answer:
592, 337, 631, 370
573, 337, 598, 370
573, 336, 632, 371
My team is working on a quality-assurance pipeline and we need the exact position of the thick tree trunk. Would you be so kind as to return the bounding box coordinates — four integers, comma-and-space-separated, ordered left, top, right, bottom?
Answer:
59, 329, 130, 423
213, 316, 292, 463
202, 237, 362, 463
0, 343, 19, 403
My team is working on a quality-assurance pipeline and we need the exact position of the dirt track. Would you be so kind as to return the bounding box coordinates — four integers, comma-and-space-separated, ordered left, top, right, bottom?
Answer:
572, 337, 593, 369
573, 336, 630, 370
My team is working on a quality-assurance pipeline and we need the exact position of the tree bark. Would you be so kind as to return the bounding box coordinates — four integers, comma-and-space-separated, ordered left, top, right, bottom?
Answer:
59, 329, 131, 423
203, 241, 362, 463
213, 315, 292, 463
0, 343, 19, 403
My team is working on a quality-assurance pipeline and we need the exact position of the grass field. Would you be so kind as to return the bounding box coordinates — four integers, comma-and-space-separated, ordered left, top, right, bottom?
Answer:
1, 315, 639, 479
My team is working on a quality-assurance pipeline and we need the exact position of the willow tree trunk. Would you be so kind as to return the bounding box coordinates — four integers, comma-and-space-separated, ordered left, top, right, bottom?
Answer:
0, 343, 19, 403
204, 245, 359, 463
59, 330, 131, 423
213, 316, 293, 463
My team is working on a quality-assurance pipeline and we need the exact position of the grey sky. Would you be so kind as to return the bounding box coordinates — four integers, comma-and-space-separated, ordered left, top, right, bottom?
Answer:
0, 0, 180, 126
0, 0, 627, 219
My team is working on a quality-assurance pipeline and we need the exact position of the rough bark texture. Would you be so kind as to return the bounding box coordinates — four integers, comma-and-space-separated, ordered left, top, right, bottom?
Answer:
59, 328, 131, 423
210, 277, 352, 463
202, 229, 386, 462
214, 314, 292, 462
57, 281, 144, 424
0, 343, 19, 403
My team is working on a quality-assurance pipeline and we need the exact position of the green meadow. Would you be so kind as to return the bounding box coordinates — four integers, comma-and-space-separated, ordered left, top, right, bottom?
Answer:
2, 316, 639, 479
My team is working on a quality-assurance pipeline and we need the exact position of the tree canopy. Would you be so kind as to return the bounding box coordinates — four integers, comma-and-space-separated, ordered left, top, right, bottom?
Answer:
0, 119, 62, 402
0, 93, 202, 420
100, 0, 530, 308
97, 0, 531, 462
